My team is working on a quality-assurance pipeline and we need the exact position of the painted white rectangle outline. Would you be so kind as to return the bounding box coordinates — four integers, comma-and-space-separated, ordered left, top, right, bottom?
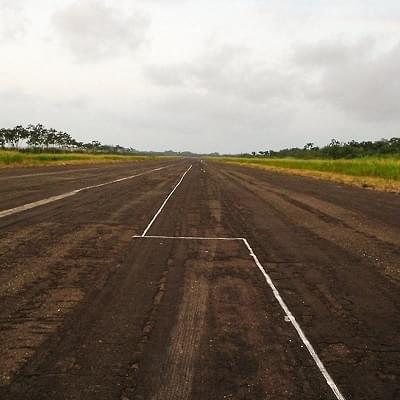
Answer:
133, 234, 346, 400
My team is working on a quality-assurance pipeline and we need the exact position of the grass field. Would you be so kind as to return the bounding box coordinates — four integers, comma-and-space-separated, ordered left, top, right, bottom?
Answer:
0, 150, 164, 168
215, 157, 400, 192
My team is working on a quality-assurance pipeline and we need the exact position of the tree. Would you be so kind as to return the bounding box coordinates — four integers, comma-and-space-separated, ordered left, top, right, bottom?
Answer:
0, 129, 5, 148
27, 124, 47, 149
15, 125, 30, 148
84, 140, 102, 152
3, 128, 17, 148
44, 128, 58, 150
303, 142, 314, 151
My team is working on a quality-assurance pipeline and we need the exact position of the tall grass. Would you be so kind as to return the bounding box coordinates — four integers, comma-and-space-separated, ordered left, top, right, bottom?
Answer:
217, 157, 400, 181
0, 150, 159, 167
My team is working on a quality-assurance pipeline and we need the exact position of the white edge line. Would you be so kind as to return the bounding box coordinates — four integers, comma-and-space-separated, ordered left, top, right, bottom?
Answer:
0, 166, 106, 180
141, 165, 193, 237
0, 166, 169, 219
75, 166, 166, 192
0, 192, 77, 219
242, 238, 346, 400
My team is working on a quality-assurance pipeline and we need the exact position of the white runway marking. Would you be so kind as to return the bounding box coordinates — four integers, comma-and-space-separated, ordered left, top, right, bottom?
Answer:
141, 165, 192, 237
133, 235, 243, 240
76, 167, 165, 192
132, 234, 346, 400
0, 192, 78, 219
0, 166, 168, 219
0, 166, 105, 180
242, 238, 346, 400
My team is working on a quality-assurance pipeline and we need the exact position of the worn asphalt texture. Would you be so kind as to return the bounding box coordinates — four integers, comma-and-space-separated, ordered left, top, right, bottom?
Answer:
0, 159, 399, 399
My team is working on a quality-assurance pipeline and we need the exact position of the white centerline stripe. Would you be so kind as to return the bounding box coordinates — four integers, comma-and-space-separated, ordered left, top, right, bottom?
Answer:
141, 165, 192, 237
242, 238, 346, 400
0, 166, 168, 219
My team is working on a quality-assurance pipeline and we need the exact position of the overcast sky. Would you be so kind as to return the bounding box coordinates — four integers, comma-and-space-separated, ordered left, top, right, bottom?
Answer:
0, 0, 399, 153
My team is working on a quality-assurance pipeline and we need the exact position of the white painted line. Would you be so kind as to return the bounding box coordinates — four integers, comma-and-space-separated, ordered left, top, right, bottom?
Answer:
142, 165, 192, 237
242, 238, 346, 400
0, 166, 105, 180
131, 232, 346, 398
133, 235, 243, 241
0, 166, 168, 219
0, 192, 78, 219
76, 167, 165, 192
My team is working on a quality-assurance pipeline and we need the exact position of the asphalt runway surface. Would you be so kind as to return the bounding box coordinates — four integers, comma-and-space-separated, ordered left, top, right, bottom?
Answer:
0, 159, 399, 399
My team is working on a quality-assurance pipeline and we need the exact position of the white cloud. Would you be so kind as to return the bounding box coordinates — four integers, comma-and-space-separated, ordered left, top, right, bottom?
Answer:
0, 0, 28, 41
52, 0, 149, 62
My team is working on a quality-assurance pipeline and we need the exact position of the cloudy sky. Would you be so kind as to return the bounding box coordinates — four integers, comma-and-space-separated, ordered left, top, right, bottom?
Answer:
0, 0, 399, 153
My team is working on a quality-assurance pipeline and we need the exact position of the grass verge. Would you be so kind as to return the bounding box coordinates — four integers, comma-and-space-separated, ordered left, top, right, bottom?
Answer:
213, 157, 400, 193
0, 150, 168, 168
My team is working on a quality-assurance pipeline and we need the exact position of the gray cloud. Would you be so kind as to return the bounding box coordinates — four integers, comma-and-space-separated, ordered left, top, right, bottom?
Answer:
295, 39, 400, 121
52, 0, 149, 62
145, 44, 297, 105
294, 39, 374, 67
139, 43, 300, 151
140, 37, 400, 152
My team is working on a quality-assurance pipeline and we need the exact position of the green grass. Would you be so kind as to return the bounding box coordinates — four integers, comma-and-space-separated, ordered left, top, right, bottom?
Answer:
0, 150, 163, 167
215, 157, 400, 181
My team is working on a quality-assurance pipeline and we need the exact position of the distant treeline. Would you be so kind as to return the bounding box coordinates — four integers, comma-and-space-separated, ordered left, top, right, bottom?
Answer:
240, 138, 400, 159
0, 124, 202, 156
0, 124, 140, 154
